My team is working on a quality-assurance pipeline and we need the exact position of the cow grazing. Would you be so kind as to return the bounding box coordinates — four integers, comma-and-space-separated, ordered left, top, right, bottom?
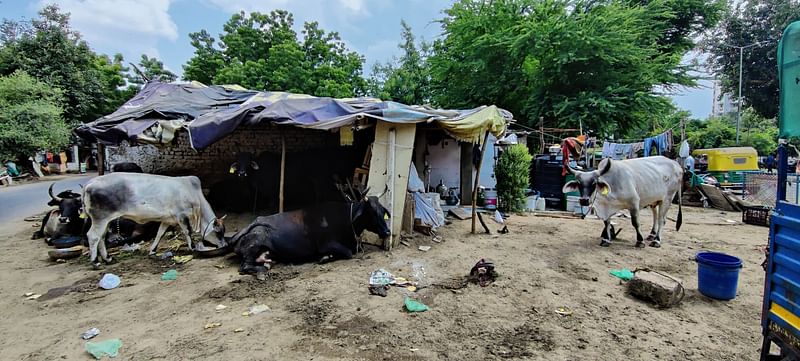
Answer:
563, 156, 683, 248
111, 162, 143, 173
33, 183, 84, 241
82, 173, 226, 268
230, 186, 390, 276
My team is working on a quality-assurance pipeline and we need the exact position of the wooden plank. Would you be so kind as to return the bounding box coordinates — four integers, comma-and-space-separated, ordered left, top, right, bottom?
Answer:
402, 192, 414, 233
448, 207, 471, 220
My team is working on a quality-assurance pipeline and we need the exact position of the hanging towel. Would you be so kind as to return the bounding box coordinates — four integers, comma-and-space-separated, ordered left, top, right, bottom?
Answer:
602, 142, 614, 158
631, 142, 644, 158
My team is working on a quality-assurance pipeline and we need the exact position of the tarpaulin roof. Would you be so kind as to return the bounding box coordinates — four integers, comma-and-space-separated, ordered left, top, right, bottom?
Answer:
75, 81, 512, 150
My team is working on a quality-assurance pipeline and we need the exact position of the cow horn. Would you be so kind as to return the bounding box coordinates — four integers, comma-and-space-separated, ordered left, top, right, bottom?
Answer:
598, 158, 612, 175
48, 183, 62, 202
565, 165, 578, 175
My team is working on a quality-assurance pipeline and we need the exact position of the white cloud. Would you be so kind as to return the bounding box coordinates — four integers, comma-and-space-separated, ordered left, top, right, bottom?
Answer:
46, 0, 178, 41
40, 0, 179, 67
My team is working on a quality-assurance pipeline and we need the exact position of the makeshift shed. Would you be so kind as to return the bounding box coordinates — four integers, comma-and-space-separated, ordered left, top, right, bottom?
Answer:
75, 81, 511, 248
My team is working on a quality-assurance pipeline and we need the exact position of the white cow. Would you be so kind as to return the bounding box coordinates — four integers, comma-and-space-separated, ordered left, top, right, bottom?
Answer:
82, 173, 226, 268
563, 156, 683, 247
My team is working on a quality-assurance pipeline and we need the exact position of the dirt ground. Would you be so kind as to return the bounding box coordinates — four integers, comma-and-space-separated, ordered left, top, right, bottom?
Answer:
0, 205, 770, 360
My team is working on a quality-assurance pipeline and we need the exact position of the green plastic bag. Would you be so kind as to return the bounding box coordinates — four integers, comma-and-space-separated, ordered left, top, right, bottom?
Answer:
161, 269, 178, 281
85, 339, 122, 359
404, 297, 429, 312
609, 268, 634, 281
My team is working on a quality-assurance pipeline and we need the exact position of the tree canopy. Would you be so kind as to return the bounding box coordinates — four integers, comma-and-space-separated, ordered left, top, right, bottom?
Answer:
427, 0, 723, 137
705, 0, 800, 119
0, 70, 69, 160
183, 10, 366, 98
367, 20, 432, 105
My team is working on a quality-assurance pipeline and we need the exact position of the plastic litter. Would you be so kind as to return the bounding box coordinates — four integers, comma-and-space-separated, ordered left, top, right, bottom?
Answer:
234, 328, 245, 333
418, 246, 431, 252
160, 251, 174, 260
80, 328, 100, 340
120, 243, 140, 252
98, 274, 121, 290
555, 306, 573, 316
215, 304, 227, 311
27, 294, 42, 300
609, 268, 634, 281
85, 339, 122, 359
404, 297, 429, 312
23, 292, 34, 297
204, 322, 222, 329
369, 269, 395, 286
161, 269, 178, 281
173, 255, 193, 264
247, 304, 270, 315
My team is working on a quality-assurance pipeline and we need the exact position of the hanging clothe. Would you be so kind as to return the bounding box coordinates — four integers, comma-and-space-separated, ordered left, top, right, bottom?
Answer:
602, 142, 634, 160
643, 129, 673, 156
630, 142, 644, 158
561, 137, 584, 175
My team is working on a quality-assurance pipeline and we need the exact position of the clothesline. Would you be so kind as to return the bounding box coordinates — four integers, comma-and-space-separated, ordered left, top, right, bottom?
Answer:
603, 124, 680, 144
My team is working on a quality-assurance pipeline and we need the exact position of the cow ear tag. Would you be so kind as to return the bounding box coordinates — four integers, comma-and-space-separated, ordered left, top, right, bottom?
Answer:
79, 212, 87, 219
384, 213, 390, 220
229, 167, 235, 174
601, 187, 609, 196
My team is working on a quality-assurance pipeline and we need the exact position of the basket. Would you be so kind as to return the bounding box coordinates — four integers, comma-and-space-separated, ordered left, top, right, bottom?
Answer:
742, 205, 771, 227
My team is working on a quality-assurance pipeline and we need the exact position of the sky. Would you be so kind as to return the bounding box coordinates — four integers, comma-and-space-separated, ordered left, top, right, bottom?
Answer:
2, 0, 714, 119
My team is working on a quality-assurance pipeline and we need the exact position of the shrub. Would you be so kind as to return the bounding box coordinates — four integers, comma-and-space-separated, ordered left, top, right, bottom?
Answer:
495, 143, 532, 212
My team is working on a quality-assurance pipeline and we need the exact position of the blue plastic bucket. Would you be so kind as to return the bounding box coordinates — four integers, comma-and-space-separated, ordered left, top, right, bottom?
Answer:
695, 252, 743, 300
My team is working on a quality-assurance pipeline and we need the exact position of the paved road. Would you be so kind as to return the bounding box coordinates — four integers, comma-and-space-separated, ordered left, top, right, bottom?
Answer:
0, 174, 95, 224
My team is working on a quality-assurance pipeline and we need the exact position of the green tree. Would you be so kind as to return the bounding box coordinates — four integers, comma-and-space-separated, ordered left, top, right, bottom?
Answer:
495, 144, 533, 212
128, 54, 177, 85
428, 0, 723, 137
0, 4, 103, 124
367, 20, 431, 104
183, 10, 365, 97
705, 0, 800, 119
0, 70, 69, 160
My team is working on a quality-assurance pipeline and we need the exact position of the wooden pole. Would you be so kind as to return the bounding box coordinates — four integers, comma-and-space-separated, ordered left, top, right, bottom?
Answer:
97, 143, 105, 176
279, 133, 286, 213
539, 117, 545, 154
386, 128, 396, 250
471, 130, 491, 234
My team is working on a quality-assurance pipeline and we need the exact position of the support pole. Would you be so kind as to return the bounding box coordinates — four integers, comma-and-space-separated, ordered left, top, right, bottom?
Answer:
386, 128, 396, 250
472, 130, 491, 234
279, 133, 286, 213
736, 46, 743, 145
539, 117, 545, 154
97, 143, 105, 176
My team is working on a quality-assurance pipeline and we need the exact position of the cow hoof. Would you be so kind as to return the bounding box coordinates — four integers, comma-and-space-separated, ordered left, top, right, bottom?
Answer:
92, 262, 103, 270
599, 240, 611, 247
646, 234, 655, 241
319, 255, 333, 264
104, 257, 116, 265
256, 272, 268, 281
649, 241, 661, 248
635, 241, 646, 248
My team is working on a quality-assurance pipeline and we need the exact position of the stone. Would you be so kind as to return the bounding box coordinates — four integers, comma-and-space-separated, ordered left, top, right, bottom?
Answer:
627, 270, 684, 308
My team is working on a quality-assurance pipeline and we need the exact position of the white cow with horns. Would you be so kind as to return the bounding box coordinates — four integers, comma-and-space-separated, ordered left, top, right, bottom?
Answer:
563, 156, 683, 247
81, 173, 226, 268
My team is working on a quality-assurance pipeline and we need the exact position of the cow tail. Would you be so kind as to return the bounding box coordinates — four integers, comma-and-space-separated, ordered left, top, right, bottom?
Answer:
676, 179, 683, 232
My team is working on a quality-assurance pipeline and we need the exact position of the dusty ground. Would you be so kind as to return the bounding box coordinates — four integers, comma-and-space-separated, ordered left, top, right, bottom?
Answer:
0, 206, 769, 360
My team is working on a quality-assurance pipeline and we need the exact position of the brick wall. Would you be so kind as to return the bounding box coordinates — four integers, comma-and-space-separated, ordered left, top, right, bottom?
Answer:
108, 125, 339, 187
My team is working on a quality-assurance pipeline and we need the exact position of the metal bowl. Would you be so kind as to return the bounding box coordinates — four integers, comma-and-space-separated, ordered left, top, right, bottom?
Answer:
50, 236, 82, 249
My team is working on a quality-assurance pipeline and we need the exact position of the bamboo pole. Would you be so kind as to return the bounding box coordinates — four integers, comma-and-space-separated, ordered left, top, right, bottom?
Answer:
471, 130, 491, 234
279, 133, 286, 213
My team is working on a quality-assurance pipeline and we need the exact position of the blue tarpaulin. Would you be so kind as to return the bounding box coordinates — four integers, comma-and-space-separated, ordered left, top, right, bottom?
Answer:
75, 81, 511, 149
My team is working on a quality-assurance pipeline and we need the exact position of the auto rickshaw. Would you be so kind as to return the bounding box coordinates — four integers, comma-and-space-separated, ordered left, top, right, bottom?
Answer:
692, 147, 759, 185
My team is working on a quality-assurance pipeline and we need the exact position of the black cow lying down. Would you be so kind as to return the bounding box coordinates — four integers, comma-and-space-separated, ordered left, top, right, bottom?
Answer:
231, 190, 391, 276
